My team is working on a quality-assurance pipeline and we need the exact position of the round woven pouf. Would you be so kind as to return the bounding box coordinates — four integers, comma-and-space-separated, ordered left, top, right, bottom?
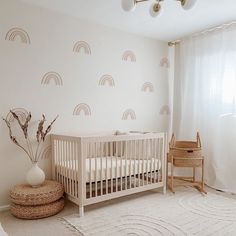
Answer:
11, 198, 65, 219
10, 180, 65, 219
10, 180, 64, 206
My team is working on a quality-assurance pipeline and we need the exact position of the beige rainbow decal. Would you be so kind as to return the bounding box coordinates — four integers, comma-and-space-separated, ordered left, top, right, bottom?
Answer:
41, 146, 51, 159
122, 109, 136, 120
73, 103, 91, 116
5, 27, 31, 44
160, 105, 170, 115
6, 108, 28, 123
41, 72, 63, 86
141, 82, 154, 92
122, 50, 136, 62
160, 57, 170, 68
99, 75, 115, 87
73, 41, 91, 55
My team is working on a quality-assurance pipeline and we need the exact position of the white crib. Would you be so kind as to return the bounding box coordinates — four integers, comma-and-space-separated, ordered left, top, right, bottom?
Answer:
51, 132, 167, 216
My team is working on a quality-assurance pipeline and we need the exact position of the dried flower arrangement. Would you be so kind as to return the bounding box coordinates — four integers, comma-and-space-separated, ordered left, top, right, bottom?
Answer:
3, 110, 58, 163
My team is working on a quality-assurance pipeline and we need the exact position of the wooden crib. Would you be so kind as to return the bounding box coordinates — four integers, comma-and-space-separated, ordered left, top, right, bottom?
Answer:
51, 132, 167, 216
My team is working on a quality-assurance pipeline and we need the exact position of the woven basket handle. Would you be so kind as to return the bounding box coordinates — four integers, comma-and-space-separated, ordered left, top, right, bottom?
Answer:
196, 132, 201, 148
170, 133, 175, 148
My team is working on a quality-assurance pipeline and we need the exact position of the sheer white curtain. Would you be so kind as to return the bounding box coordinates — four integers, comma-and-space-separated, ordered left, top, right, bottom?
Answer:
174, 23, 236, 193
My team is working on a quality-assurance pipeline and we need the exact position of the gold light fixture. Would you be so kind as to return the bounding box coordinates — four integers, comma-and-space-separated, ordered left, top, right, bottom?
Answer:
121, 0, 197, 17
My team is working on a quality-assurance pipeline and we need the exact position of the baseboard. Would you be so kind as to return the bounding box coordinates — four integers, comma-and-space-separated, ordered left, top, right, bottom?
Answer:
0, 205, 10, 212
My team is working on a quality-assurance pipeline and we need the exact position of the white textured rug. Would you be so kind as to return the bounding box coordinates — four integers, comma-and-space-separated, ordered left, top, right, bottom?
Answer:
63, 188, 236, 236
0, 223, 8, 236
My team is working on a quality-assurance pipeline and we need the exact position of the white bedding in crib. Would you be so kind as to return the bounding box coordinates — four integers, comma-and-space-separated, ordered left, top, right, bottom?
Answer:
57, 157, 161, 183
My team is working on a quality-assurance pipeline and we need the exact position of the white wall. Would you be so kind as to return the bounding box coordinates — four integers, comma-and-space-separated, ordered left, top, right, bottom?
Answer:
0, 0, 169, 206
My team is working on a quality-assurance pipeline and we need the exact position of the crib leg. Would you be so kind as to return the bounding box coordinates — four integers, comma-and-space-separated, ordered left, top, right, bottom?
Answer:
79, 206, 84, 217
163, 185, 166, 195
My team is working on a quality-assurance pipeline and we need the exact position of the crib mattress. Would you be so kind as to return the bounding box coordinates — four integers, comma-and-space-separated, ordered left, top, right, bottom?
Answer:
56, 157, 161, 183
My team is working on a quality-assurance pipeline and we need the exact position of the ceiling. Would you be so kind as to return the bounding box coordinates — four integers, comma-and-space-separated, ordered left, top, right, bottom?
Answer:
19, 0, 236, 41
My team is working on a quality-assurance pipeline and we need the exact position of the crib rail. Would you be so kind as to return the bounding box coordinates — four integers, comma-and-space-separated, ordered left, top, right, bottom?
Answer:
51, 133, 167, 216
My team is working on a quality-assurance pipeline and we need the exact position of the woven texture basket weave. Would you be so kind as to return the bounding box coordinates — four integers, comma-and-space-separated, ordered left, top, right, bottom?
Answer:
11, 198, 64, 219
10, 180, 64, 206
10, 180, 65, 219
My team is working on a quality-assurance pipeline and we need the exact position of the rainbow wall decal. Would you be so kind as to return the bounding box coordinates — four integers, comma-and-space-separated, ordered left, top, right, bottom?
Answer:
73, 41, 91, 55
122, 50, 136, 62
160, 57, 170, 68
6, 108, 28, 123
5, 28, 31, 44
122, 109, 136, 120
160, 105, 170, 115
73, 103, 91, 116
41, 72, 63, 86
41, 146, 51, 159
99, 75, 115, 87
141, 82, 154, 92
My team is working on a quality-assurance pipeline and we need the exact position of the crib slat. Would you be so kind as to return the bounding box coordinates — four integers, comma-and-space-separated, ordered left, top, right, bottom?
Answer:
100, 142, 103, 196
65, 141, 68, 193
105, 142, 108, 195
120, 141, 123, 191
66, 141, 70, 195
61, 141, 65, 192
57, 140, 60, 182
69, 142, 72, 195
68, 142, 71, 195
133, 140, 138, 188
60, 140, 63, 189
75, 141, 78, 198
77, 141, 80, 198
146, 139, 149, 185
54, 140, 57, 182
158, 139, 162, 182
111, 142, 113, 193
142, 140, 145, 186
115, 142, 118, 192
66, 141, 69, 194
154, 139, 157, 183
71, 142, 74, 197
95, 142, 97, 197
89, 143, 92, 198
160, 138, 164, 183
151, 139, 154, 183
125, 141, 127, 190
129, 141, 132, 189
138, 140, 141, 187
158, 138, 161, 183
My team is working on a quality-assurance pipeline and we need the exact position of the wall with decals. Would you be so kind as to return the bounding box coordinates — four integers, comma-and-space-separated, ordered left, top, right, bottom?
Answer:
0, 0, 169, 206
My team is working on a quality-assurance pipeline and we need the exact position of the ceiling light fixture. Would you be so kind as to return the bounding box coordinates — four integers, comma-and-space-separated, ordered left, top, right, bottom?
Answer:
121, 0, 197, 17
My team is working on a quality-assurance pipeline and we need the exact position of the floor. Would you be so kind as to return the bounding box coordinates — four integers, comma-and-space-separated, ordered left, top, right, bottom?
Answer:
0, 187, 235, 236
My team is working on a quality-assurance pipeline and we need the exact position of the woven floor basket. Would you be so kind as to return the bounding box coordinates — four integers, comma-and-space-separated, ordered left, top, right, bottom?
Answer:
11, 198, 65, 219
10, 180, 64, 206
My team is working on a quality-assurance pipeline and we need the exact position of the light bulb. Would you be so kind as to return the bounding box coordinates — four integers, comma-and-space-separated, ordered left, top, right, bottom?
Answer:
121, 0, 136, 12
181, 0, 197, 10
149, 2, 162, 18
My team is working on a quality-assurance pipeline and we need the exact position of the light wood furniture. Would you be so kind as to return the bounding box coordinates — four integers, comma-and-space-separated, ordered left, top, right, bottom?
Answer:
10, 180, 64, 219
167, 133, 206, 194
51, 132, 167, 217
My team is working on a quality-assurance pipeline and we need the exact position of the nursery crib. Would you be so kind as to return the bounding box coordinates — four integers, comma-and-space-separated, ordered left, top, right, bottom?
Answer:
51, 132, 167, 216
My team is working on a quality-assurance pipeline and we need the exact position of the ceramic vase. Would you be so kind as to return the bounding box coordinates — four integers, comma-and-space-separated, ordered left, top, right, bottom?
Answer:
26, 162, 45, 187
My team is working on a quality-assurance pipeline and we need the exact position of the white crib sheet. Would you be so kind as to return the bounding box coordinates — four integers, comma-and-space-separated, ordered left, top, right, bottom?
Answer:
57, 157, 161, 183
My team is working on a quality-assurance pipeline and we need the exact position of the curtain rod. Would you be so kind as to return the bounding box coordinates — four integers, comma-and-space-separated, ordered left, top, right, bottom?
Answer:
168, 21, 236, 46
